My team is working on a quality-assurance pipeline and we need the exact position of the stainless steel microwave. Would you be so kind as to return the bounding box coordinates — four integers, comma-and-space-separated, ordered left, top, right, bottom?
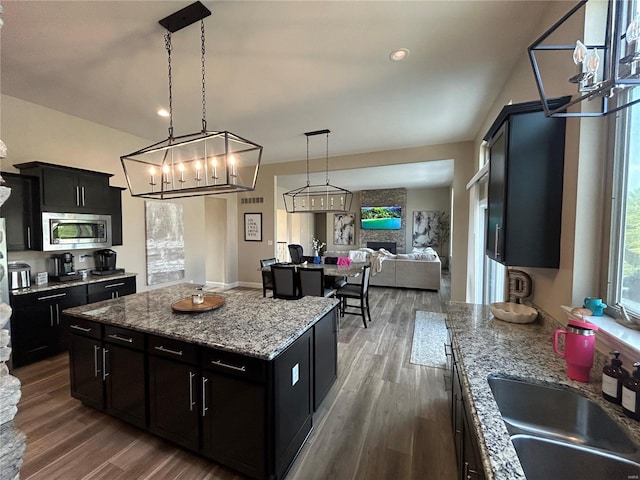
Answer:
42, 212, 112, 251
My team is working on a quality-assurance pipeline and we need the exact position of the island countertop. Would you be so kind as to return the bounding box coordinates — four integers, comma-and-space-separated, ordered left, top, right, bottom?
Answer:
446, 301, 640, 480
63, 284, 339, 361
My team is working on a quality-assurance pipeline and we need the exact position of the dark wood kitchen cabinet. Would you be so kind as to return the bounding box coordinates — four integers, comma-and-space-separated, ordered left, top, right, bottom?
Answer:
485, 97, 569, 268
15, 161, 112, 214
10, 285, 86, 368
86, 276, 136, 303
0, 172, 40, 251
313, 307, 337, 410
109, 186, 125, 246
148, 335, 200, 451
450, 341, 485, 480
69, 320, 146, 428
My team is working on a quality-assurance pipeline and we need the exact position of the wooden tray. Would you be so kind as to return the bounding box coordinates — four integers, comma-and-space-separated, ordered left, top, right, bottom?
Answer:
171, 295, 225, 313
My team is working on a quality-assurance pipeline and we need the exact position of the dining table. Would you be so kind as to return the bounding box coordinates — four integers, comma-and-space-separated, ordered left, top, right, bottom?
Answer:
260, 261, 366, 279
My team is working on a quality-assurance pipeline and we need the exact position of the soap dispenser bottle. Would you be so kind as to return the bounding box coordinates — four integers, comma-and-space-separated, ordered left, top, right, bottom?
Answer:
602, 351, 629, 404
622, 362, 640, 421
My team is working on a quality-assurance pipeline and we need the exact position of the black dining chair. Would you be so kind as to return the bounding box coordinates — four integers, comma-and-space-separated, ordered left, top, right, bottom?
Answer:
299, 268, 336, 298
271, 265, 300, 300
259, 258, 278, 297
336, 265, 371, 328
288, 244, 304, 264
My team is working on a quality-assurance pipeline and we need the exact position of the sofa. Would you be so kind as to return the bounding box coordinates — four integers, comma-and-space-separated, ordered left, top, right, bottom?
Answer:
323, 248, 441, 291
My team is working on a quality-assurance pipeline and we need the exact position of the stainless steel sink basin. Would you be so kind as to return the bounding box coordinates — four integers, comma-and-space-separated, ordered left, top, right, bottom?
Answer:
511, 434, 640, 480
488, 376, 638, 454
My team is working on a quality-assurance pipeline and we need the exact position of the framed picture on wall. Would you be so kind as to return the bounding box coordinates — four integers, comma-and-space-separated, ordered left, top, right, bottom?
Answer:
334, 213, 355, 245
244, 212, 262, 242
412, 210, 440, 247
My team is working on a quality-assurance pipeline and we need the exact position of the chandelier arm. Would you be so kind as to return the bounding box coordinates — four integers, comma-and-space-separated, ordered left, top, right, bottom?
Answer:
201, 19, 207, 132
165, 32, 174, 139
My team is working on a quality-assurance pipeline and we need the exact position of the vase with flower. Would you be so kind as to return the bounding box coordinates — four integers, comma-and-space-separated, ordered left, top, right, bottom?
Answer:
311, 237, 326, 259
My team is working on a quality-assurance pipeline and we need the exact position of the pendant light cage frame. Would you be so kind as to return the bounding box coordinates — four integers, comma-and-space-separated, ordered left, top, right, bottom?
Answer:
528, 0, 640, 117
121, 1, 262, 199
283, 130, 353, 213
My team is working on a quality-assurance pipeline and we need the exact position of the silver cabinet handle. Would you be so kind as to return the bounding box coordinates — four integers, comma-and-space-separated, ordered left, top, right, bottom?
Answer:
49, 305, 54, 327
210, 359, 246, 372
105, 282, 125, 289
188, 371, 196, 411
202, 377, 208, 417
76, 186, 80, 206
154, 345, 183, 356
38, 292, 67, 301
70, 324, 92, 333
81, 186, 86, 206
107, 333, 133, 343
56, 304, 60, 325
463, 461, 480, 479
27, 226, 31, 249
94, 345, 100, 378
102, 348, 109, 380
494, 224, 501, 257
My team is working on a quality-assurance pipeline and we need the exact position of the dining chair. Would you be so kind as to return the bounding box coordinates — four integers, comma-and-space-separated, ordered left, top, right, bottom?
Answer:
336, 265, 371, 328
299, 268, 336, 298
259, 258, 278, 297
288, 244, 304, 264
271, 265, 300, 300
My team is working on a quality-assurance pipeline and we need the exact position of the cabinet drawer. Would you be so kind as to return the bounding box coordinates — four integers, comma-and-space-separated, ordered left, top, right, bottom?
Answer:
148, 335, 198, 364
11, 288, 71, 309
88, 277, 136, 296
202, 348, 266, 384
67, 318, 102, 339
104, 325, 144, 351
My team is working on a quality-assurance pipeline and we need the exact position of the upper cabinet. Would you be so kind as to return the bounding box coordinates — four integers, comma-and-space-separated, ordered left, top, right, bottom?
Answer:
0, 172, 41, 251
485, 97, 569, 269
15, 162, 112, 214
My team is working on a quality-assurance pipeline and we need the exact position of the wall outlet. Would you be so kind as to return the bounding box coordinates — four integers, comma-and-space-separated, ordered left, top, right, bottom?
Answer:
268, 240, 273, 246
78, 256, 85, 263
292, 363, 299, 386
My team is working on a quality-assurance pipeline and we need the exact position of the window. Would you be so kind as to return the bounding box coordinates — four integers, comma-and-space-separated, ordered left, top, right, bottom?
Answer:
610, 87, 640, 315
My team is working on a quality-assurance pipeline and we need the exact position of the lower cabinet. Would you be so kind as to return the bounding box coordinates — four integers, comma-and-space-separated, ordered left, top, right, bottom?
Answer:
450, 343, 486, 480
68, 320, 147, 428
87, 276, 136, 303
11, 285, 86, 368
67, 306, 338, 480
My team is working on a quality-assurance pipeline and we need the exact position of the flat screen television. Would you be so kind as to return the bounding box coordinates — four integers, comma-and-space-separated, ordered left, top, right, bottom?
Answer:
361, 206, 402, 230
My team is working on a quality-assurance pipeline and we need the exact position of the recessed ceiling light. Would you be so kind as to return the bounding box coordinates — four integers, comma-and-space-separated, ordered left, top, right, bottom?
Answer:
389, 48, 409, 62
157, 108, 170, 117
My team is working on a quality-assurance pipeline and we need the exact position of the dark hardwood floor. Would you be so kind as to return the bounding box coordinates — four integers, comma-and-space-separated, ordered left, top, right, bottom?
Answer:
12, 274, 456, 480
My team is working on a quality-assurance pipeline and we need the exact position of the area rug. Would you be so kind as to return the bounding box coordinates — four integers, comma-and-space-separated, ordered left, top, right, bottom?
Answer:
410, 311, 448, 369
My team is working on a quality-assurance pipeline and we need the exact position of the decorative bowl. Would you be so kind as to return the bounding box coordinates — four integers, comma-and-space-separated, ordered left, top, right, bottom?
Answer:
489, 302, 538, 324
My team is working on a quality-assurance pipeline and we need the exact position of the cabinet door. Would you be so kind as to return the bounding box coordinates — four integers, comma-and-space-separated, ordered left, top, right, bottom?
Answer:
462, 401, 485, 480
69, 334, 105, 410
486, 124, 507, 262
273, 329, 312, 479
109, 187, 124, 246
148, 355, 200, 451
10, 302, 59, 367
452, 360, 464, 468
77, 172, 109, 212
105, 343, 146, 428
313, 308, 337, 410
41, 168, 79, 210
201, 371, 266, 478
0, 173, 38, 251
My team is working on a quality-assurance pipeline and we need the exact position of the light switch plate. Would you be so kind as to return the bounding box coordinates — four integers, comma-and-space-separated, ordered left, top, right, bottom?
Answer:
292, 363, 299, 386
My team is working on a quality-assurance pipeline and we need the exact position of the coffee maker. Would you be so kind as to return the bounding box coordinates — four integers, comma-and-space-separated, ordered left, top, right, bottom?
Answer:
49, 252, 81, 282
92, 249, 124, 276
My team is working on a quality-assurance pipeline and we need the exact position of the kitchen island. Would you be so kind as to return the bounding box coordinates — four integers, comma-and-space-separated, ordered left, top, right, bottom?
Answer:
62, 284, 339, 480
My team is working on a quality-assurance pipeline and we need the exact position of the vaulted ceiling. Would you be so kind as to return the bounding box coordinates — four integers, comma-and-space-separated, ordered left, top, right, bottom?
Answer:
1, 1, 561, 187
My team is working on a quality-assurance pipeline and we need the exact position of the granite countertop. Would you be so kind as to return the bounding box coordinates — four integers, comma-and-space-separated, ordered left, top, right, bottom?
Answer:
446, 301, 640, 480
10, 272, 137, 295
63, 284, 339, 361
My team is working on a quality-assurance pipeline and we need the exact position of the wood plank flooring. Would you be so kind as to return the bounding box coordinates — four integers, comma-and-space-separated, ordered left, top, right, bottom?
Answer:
12, 275, 456, 480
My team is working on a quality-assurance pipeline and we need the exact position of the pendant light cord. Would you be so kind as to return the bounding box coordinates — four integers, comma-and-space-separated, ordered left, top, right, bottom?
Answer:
201, 19, 207, 132
325, 132, 330, 185
306, 135, 311, 186
165, 32, 174, 139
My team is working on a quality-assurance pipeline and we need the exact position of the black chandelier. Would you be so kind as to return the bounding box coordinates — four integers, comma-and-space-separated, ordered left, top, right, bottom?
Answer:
283, 130, 353, 214
121, 2, 262, 199
529, 0, 640, 117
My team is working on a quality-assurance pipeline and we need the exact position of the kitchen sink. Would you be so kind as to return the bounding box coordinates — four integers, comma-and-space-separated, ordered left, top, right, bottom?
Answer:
488, 376, 638, 454
510, 434, 640, 480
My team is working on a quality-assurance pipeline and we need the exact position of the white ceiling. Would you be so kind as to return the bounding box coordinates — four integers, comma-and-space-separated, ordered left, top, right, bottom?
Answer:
1, 1, 559, 188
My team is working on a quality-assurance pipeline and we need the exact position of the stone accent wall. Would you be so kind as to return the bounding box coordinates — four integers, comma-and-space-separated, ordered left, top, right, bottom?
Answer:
359, 188, 407, 253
